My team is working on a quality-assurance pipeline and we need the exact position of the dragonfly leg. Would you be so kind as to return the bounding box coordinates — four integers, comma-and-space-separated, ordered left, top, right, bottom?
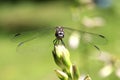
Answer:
53, 38, 57, 45
53, 38, 59, 45
53, 38, 65, 46
61, 39, 65, 46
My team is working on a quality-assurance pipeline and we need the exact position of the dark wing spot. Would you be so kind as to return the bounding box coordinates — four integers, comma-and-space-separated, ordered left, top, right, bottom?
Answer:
99, 34, 105, 38
14, 33, 21, 37
94, 45, 100, 51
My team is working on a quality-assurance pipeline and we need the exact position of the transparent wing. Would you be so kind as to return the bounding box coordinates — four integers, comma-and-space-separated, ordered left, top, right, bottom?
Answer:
12, 27, 55, 45
12, 30, 39, 45
11, 26, 55, 53
63, 27, 107, 44
63, 27, 107, 51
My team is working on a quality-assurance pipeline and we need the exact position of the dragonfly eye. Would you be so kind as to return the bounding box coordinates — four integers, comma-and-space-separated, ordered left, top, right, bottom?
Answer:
58, 31, 63, 34
55, 31, 64, 39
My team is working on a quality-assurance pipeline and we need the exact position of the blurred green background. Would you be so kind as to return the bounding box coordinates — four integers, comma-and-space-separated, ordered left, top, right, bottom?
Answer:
0, 0, 120, 80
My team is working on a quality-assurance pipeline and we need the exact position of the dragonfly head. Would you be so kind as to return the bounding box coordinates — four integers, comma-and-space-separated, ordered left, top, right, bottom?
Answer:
55, 26, 64, 39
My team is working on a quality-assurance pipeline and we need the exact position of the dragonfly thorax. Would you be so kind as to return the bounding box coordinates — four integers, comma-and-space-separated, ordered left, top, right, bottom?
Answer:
55, 26, 64, 40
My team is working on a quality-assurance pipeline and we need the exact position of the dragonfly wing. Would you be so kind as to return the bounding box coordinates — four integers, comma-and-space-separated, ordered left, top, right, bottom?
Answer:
12, 26, 56, 53
17, 33, 39, 47
63, 27, 107, 45
12, 26, 55, 45
63, 27, 107, 52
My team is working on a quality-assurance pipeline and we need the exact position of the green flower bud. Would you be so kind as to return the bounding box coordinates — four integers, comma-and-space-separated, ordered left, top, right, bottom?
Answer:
70, 65, 79, 80
52, 45, 72, 69
55, 69, 68, 80
84, 75, 92, 80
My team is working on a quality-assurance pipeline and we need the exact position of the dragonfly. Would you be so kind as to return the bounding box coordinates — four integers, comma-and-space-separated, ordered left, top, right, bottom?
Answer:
13, 26, 107, 52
